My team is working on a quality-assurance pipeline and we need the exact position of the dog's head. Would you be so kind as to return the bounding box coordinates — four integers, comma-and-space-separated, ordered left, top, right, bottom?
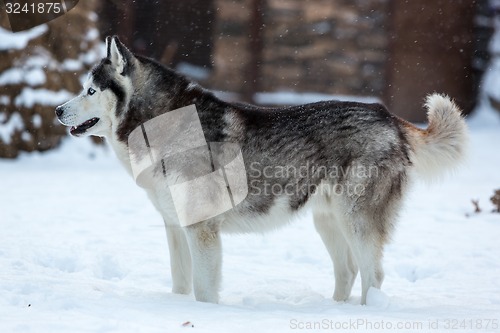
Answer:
55, 36, 136, 137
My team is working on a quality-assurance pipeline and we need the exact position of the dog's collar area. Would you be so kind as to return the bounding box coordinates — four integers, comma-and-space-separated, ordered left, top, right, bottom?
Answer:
70, 117, 100, 135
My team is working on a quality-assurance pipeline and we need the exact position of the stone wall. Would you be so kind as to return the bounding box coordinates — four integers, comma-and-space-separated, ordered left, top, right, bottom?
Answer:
211, 0, 390, 98
0, 1, 101, 158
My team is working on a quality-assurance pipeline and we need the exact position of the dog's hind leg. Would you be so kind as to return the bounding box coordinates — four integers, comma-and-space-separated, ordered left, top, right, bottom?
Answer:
184, 222, 222, 303
165, 224, 192, 295
341, 217, 385, 305
313, 212, 358, 302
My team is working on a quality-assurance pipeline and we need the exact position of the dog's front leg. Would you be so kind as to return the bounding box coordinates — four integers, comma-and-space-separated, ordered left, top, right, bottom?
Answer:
184, 222, 222, 303
165, 224, 192, 295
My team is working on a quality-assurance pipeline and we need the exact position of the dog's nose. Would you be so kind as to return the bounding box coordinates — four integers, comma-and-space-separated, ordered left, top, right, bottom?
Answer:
55, 106, 63, 117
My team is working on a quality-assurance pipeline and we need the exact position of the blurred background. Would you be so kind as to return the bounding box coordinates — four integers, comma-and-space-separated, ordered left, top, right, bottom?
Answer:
0, 0, 499, 158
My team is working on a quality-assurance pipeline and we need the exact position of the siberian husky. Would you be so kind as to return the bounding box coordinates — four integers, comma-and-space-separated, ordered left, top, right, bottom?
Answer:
55, 36, 468, 304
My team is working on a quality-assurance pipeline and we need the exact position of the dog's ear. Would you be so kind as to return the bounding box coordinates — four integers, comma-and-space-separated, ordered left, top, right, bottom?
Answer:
105, 36, 112, 59
107, 36, 133, 75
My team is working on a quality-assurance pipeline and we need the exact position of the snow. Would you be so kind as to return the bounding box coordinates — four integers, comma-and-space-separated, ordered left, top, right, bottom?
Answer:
86, 28, 99, 41
80, 46, 104, 66
14, 88, 74, 108
62, 59, 83, 71
0, 25, 48, 51
0, 67, 46, 86
21, 131, 32, 142
22, 53, 55, 68
0, 106, 499, 332
32, 114, 42, 128
88, 12, 98, 22
0, 96, 10, 105
365, 288, 390, 308
176, 62, 211, 81
0, 112, 23, 144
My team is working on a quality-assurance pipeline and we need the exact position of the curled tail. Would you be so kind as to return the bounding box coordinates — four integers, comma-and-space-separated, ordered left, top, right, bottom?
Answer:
403, 93, 468, 181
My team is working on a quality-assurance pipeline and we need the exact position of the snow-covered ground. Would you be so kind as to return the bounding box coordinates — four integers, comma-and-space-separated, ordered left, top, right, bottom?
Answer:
1, 105, 499, 333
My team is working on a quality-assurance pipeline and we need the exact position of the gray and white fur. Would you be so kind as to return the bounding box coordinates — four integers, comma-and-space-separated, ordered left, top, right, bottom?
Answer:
55, 36, 468, 304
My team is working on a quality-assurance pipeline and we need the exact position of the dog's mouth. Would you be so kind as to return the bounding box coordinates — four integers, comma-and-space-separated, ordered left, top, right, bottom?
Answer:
70, 117, 100, 135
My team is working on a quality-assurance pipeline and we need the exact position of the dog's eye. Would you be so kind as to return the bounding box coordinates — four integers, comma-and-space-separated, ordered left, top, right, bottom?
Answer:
87, 87, 96, 96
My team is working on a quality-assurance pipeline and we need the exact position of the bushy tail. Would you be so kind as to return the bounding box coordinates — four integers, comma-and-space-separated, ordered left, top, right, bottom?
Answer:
404, 93, 468, 181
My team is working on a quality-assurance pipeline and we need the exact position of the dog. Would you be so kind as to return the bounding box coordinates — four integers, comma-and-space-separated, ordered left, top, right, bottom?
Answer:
55, 36, 468, 304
